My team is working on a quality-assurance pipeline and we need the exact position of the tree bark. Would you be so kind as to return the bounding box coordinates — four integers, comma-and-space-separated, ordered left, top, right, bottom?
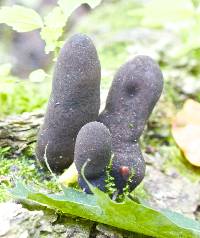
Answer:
0, 112, 43, 154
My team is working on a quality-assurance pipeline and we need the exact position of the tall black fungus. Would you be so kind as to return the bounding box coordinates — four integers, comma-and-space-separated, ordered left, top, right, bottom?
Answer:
74, 121, 111, 193
98, 55, 163, 193
36, 34, 101, 172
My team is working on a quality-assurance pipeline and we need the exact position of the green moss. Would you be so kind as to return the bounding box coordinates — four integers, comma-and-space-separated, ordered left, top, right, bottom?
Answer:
105, 155, 147, 201
0, 74, 50, 117
0, 146, 11, 157
105, 155, 116, 197
0, 151, 60, 202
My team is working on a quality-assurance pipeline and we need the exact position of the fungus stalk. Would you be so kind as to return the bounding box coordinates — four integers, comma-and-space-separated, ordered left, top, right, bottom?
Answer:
98, 55, 163, 193
36, 34, 101, 173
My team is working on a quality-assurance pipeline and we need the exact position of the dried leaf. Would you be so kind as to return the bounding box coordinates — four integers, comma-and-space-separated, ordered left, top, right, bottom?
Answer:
172, 99, 200, 166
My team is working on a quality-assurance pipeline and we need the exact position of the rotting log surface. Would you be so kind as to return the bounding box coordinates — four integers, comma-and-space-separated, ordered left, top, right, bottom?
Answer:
0, 202, 152, 238
0, 112, 43, 154
0, 112, 200, 237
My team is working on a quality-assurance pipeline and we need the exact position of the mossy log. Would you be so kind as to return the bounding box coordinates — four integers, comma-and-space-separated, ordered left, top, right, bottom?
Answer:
1, 112, 200, 237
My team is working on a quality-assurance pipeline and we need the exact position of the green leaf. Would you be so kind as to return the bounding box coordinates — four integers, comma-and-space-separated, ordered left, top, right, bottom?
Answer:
0, 5, 43, 32
41, 1, 101, 53
58, 0, 101, 19
10, 181, 200, 238
40, 7, 66, 53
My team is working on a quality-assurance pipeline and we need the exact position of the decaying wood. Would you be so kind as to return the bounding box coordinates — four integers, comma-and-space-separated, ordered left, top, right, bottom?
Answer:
144, 155, 200, 219
1, 111, 200, 219
0, 112, 44, 154
1, 111, 200, 237
0, 202, 150, 238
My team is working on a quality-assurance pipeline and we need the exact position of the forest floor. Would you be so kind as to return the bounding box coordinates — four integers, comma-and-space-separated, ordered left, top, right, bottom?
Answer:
1, 1, 200, 237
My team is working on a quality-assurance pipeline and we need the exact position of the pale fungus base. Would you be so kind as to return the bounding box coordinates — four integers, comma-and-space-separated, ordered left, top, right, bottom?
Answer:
58, 163, 78, 187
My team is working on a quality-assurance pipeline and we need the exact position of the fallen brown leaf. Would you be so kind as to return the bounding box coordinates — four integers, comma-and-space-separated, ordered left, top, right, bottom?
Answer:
172, 99, 200, 166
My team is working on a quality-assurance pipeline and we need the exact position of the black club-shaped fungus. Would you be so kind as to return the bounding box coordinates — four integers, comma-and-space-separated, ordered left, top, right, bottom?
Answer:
74, 121, 111, 193
36, 34, 101, 172
98, 55, 164, 193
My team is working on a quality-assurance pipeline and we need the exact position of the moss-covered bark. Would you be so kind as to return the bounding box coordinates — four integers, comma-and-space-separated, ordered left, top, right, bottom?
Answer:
1, 112, 200, 237
0, 112, 43, 154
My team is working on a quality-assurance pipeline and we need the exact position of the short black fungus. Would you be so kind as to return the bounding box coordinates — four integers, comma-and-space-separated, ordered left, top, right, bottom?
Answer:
74, 121, 111, 193
98, 55, 163, 193
36, 34, 101, 172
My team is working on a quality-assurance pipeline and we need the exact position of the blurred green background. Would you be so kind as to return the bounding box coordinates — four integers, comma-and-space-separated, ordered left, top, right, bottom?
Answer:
0, 0, 200, 117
